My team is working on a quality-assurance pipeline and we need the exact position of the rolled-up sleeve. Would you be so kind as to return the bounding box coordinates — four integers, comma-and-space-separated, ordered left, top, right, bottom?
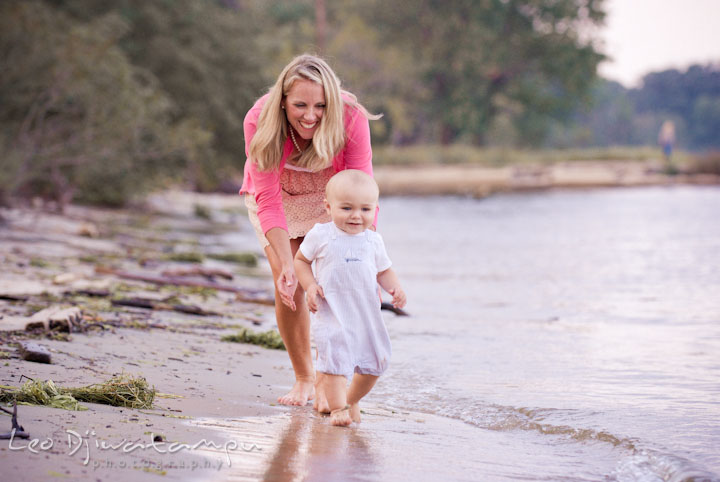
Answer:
342, 107, 373, 177
340, 105, 378, 227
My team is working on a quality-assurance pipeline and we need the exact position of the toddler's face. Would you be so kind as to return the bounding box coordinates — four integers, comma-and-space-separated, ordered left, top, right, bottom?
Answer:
325, 184, 377, 235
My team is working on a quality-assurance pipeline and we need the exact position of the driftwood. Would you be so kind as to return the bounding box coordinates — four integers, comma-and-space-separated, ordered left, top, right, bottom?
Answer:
111, 297, 221, 316
381, 302, 409, 316
97, 267, 275, 306
25, 307, 82, 332
67, 288, 111, 297
161, 266, 234, 281
0, 402, 30, 440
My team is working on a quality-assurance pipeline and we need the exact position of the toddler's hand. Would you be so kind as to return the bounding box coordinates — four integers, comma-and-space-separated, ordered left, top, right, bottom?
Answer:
389, 287, 406, 309
306, 283, 325, 313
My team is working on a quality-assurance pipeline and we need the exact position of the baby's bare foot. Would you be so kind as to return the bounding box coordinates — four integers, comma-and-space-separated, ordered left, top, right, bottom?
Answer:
277, 379, 314, 406
349, 403, 361, 423
330, 405, 352, 426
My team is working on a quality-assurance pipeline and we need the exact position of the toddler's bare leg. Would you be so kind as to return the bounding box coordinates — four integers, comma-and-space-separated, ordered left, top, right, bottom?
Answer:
322, 374, 352, 426
346, 374, 379, 424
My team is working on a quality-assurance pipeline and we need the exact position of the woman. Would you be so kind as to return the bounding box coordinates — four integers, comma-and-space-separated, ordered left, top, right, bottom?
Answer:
240, 54, 381, 406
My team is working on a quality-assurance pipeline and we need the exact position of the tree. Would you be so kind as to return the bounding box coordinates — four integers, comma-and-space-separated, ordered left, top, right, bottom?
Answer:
359, 0, 606, 145
0, 1, 182, 207
51, 0, 268, 190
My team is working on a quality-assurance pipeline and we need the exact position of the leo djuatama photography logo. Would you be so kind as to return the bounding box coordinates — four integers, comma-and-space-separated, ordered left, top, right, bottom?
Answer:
6, 428, 261, 468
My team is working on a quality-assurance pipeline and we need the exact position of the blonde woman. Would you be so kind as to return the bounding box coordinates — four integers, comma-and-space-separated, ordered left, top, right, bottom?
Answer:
240, 54, 381, 406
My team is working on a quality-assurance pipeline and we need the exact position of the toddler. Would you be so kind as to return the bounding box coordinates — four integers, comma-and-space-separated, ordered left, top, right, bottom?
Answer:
294, 169, 406, 426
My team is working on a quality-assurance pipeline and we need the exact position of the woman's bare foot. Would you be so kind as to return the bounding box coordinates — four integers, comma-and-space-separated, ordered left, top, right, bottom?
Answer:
349, 403, 361, 423
313, 375, 331, 413
277, 379, 315, 406
330, 405, 352, 426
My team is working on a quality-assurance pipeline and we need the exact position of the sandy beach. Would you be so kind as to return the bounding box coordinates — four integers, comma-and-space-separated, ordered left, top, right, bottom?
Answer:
1, 162, 719, 481
0, 191, 438, 481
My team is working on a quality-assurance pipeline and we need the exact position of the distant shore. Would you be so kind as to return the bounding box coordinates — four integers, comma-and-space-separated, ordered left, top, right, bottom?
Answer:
374, 160, 720, 197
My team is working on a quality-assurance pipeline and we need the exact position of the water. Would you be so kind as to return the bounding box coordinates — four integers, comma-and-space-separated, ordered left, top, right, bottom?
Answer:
369, 186, 720, 481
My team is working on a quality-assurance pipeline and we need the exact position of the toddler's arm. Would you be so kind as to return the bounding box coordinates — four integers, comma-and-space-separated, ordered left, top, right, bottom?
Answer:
377, 268, 407, 309
294, 251, 324, 313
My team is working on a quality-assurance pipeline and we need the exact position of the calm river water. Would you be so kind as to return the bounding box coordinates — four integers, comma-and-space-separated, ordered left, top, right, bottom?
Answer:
369, 186, 720, 481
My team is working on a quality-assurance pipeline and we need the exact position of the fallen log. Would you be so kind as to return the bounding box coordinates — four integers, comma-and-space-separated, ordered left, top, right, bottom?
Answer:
97, 267, 274, 305
25, 307, 82, 332
161, 266, 234, 281
111, 297, 221, 316
381, 302, 409, 316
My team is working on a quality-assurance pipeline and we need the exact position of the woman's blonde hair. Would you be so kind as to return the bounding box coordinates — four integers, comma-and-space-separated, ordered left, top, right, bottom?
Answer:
249, 54, 381, 172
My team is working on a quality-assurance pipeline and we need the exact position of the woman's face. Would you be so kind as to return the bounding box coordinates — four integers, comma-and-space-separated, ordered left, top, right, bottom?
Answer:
283, 79, 325, 140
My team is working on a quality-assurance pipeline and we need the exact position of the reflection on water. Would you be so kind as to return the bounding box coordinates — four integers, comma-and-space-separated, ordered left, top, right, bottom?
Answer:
192, 411, 379, 481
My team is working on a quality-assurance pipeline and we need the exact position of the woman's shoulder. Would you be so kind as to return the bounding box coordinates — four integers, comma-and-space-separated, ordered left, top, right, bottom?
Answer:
341, 92, 362, 117
245, 93, 271, 123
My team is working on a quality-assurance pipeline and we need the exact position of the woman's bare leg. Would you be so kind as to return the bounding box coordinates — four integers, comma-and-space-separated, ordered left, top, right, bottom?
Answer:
266, 238, 315, 406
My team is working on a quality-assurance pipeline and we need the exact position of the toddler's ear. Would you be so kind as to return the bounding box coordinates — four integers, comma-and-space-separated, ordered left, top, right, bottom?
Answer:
324, 199, 331, 214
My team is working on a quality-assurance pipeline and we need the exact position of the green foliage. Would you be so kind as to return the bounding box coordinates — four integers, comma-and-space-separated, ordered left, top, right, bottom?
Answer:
222, 328, 286, 350
164, 252, 204, 263
0, 1, 181, 206
12, 0, 717, 204
551, 66, 720, 150
350, 0, 606, 145
207, 252, 258, 267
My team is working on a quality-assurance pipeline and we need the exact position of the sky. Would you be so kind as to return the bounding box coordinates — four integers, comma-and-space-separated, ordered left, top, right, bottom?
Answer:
598, 0, 720, 88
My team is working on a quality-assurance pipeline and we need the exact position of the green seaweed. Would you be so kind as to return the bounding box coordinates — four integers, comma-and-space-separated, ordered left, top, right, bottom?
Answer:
165, 252, 204, 263
207, 252, 258, 267
221, 327, 286, 350
0, 374, 155, 410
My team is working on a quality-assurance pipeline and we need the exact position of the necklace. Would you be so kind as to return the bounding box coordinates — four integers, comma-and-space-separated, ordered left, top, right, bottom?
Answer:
289, 125, 304, 153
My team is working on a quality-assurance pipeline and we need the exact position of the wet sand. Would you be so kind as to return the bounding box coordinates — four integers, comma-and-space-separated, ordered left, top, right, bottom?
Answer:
0, 193, 447, 481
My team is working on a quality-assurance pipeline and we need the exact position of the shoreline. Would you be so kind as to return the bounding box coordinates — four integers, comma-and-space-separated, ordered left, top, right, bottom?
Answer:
373, 160, 720, 197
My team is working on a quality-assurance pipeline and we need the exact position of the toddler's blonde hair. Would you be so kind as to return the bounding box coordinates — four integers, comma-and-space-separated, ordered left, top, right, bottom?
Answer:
325, 169, 379, 203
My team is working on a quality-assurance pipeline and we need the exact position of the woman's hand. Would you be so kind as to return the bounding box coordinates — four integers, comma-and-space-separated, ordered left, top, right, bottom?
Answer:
277, 263, 298, 311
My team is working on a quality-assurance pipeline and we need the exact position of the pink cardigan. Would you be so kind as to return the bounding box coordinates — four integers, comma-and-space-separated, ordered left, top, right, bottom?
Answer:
239, 93, 374, 235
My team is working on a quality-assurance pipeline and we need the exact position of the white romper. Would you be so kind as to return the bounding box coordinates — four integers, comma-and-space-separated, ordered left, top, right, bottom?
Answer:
299, 222, 393, 380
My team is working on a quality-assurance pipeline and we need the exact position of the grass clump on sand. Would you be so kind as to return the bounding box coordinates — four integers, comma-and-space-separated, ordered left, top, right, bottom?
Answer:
165, 252, 205, 263
222, 328, 285, 350
0, 374, 155, 411
208, 252, 258, 267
